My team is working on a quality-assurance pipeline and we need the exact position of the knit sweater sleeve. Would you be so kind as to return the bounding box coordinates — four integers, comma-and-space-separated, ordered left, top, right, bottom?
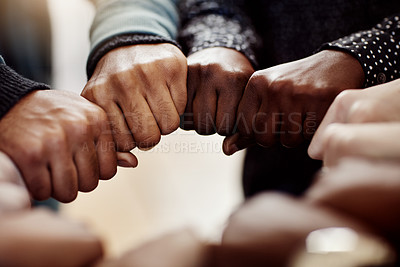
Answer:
0, 61, 50, 119
319, 14, 400, 88
87, 0, 180, 78
178, 0, 261, 68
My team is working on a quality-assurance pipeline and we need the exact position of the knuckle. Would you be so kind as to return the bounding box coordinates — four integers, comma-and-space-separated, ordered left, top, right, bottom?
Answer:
247, 72, 269, 93
24, 142, 45, 165
322, 124, 353, 155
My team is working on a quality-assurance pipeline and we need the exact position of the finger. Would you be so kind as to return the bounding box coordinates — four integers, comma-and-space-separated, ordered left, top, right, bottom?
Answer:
147, 86, 180, 135
216, 89, 242, 136
106, 103, 136, 152
117, 152, 138, 168
120, 96, 161, 149
181, 69, 197, 131
280, 109, 304, 148
308, 100, 345, 159
236, 82, 262, 139
223, 133, 256, 156
253, 103, 280, 147
74, 141, 99, 192
50, 152, 79, 203
94, 123, 118, 180
21, 164, 52, 201
167, 64, 188, 115
193, 88, 217, 135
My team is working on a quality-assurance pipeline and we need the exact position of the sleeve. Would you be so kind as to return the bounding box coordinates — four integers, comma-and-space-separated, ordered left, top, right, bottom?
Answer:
178, 0, 261, 68
0, 60, 50, 119
319, 14, 400, 88
87, 0, 180, 77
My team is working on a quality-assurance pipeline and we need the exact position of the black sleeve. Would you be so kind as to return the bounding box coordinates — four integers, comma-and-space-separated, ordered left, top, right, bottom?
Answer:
0, 62, 50, 119
319, 14, 400, 87
178, 0, 261, 68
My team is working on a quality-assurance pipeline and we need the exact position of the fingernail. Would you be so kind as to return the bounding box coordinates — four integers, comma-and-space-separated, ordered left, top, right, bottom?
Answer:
118, 160, 136, 168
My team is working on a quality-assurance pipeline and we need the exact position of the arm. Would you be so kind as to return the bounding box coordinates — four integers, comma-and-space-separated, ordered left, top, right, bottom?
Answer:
178, 0, 259, 135
224, 14, 400, 155
0, 60, 135, 203
83, 0, 187, 152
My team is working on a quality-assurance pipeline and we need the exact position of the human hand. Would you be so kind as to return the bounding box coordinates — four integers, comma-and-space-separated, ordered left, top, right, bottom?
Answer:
309, 123, 400, 167
82, 43, 187, 151
308, 79, 400, 159
0, 90, 137, 203
181, 47, 254, 135
306, 158, 400, 241
95, 229, 207, 267
221, 193, 378, 267
223, 50, 365, 155
0, 151, 30, 213
0, 208, 103, 267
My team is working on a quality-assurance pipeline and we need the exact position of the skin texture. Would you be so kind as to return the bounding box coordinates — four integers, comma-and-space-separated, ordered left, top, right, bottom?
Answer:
82, 43, 187, 152
181, 47, 254, 136
223, 50, 365, 155
0, 209, 103, 267
0, 90, 137, 203
309, 78, 400, 160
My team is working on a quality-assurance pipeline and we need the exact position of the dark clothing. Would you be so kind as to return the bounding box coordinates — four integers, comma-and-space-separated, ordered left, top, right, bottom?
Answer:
0, 0, 51, 119
179, 0, 400, 197
0, 62, 49, 119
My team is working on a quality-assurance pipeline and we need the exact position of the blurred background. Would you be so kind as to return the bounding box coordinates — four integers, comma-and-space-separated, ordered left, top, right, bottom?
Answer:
47, 0, 244, 257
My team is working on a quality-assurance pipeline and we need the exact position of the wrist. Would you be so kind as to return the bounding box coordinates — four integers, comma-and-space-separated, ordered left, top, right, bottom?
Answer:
319, 50, 365, 89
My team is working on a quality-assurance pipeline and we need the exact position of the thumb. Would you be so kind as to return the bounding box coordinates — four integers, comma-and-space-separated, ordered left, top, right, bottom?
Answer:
117, 152, 138, 168
223, 133, 255, 156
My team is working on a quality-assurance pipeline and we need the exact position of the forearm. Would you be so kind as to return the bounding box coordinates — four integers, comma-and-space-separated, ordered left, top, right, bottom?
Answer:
0, 61, 49, 119
87, 0, 180, 77
319, 13, 400, 87
178, 0, 260, 68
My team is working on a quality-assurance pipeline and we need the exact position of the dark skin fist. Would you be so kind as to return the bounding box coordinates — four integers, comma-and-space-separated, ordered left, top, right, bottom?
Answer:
82, 43, 187, 151
181, 47, 254, 136
0, 90, 137, 203
223, 50, 365, 155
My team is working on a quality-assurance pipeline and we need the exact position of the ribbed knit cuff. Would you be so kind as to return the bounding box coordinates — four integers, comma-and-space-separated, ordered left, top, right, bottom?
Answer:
0, 64, 50, 119
87, 33, 180, 78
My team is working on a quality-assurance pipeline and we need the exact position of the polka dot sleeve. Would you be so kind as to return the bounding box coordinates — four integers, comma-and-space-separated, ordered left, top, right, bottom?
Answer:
319, 14, 400, 88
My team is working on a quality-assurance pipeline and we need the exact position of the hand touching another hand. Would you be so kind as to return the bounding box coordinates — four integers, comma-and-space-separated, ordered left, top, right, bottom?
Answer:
0, 90, 137, 203
223, 50, 365, 155
308, 79, 400, 159
82, 43, 187, 151
181, 47, 254, 135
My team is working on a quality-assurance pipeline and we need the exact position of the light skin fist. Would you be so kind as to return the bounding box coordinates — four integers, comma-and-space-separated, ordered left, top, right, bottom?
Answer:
309, 79, 400, 159
181, 47, 254, 136
0, 209, 103, 267
223, 50, 365, 155
0, 90, 136, 203
82, 43, 187, 151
